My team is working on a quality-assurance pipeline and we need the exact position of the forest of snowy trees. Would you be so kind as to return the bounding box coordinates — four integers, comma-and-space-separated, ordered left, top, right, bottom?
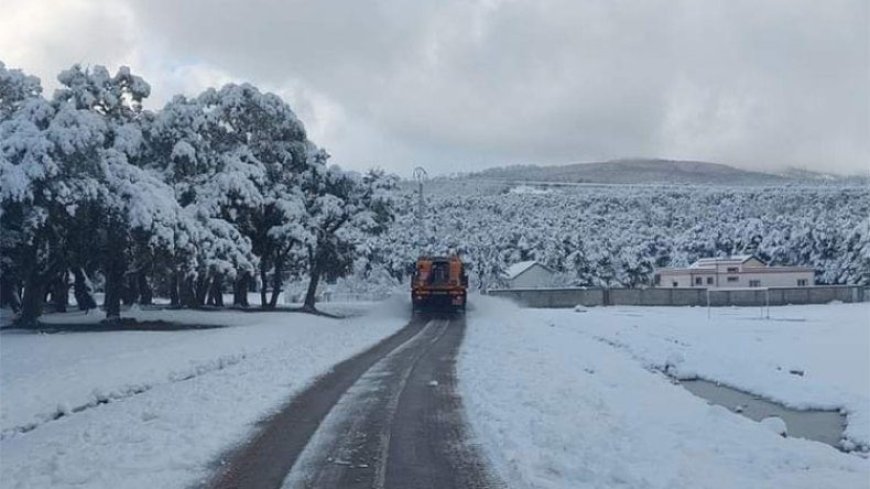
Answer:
0, 62, 395, 325
369, 181, 870, 291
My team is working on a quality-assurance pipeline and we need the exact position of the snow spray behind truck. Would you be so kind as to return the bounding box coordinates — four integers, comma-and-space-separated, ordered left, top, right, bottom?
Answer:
411, 256, 468, 312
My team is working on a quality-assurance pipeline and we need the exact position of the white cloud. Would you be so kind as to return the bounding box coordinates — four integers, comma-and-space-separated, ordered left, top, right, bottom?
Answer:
2, 0, 867, 176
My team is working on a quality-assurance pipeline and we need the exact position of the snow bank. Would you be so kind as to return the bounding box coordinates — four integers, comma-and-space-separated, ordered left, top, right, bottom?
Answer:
460, 296, 869, 489
0, 300, 409, 489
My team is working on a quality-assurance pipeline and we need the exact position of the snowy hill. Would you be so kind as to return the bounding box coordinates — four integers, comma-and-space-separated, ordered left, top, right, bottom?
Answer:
468, 159, 800, 185
778, 167, 869, 184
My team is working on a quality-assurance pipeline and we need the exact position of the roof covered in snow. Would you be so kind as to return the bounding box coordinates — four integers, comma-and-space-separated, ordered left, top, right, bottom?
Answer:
690, 255, 764, 268
504, 260, 550, 280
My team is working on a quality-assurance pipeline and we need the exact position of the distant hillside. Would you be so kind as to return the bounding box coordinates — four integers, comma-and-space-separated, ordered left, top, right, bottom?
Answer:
468, 159, 794, 185
777, 167, 869, 183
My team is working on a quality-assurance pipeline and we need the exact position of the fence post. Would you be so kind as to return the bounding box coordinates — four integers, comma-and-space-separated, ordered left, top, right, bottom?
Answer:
706, 289, 711, 319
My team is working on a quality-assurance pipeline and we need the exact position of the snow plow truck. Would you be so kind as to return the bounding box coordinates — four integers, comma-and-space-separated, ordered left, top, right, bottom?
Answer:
411, 255, 468, 312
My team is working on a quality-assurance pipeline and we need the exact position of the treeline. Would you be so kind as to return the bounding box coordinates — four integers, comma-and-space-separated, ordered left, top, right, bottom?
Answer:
372, 182, 870, 289
0, 62, 395, 325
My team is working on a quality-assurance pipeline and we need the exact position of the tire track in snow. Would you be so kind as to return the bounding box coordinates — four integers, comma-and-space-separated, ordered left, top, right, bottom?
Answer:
280, 316, 499, 489
207, 315, 499, 489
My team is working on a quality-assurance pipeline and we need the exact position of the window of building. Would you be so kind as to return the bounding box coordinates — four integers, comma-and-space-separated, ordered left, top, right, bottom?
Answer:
694, 277, 702, 285
672, 281, 678, 287
727, 276, 738, 283
749, 280, 761, 287
726, 267, 739, 273
797, 279, 808, 287
706, 277, 714, 285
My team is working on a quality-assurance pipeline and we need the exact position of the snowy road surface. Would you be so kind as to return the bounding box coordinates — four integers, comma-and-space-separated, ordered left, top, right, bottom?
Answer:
212, 315, 498, 489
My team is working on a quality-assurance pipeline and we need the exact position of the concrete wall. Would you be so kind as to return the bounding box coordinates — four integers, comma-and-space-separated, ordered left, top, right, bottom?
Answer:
486, 285, 868, 308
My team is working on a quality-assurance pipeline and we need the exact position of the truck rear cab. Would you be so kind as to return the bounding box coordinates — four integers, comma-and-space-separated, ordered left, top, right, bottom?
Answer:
411, 256, 468, 312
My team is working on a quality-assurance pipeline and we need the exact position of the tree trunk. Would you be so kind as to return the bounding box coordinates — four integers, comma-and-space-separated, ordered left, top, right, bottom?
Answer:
138, 270, 153, 305
170, 272, 180, 307
208, 274, 224, 307
180, 275, 197, 308
73, 268, 97, 311
122, 273, 138, 306
103, 223, 128, 321
195, 274, 210, 306
206, 277, 216, 306
19, 269, 44, 327
233, 273, 250, 307
104, 261, 124, 321
303, 264, 321, 312
269, 255, 284, 309
51, 271, 69, 313
259, 260, 269, 309
1, 273, 21, 312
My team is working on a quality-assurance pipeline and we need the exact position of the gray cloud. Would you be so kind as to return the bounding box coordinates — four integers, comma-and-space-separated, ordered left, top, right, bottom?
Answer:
3, 0, 868, 176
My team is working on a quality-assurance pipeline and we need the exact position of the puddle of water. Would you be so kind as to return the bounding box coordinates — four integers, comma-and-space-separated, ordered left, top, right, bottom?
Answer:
680, 379, 846, 449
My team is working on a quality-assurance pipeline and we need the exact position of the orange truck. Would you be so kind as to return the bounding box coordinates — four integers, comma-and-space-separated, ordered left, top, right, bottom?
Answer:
411, 255, 468, 312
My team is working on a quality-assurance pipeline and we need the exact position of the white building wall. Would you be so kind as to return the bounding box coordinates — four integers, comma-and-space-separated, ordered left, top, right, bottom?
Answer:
662, 273, 712, 288
735, 271, 814, 287
509, 265, 554, 289
661, 274, 682, 287
659, 270, 814, 288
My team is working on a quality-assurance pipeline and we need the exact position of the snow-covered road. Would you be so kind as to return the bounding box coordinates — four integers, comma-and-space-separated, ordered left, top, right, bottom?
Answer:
460, 297, 870, 489
0, 301, 407, 489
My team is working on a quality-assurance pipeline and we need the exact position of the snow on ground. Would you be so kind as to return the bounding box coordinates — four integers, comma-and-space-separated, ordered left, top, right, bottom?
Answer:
567, 303, 870, 449
461, 296, 870, 489
0, 299, 408, 489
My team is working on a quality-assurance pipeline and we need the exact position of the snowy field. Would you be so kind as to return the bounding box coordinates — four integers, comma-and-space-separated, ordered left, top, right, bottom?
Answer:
0, 300, 408, 489
461, 297, 870, 489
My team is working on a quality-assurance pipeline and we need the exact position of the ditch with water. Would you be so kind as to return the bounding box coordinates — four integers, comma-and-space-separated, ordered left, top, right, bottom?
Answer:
679, 379, 847, 450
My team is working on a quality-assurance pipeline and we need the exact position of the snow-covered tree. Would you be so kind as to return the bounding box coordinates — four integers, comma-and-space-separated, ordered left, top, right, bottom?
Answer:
0, 63, 115, 323
50, 64, 180, 320
194, 84, 314, 308
146, 92, 260, 307
299, 163, 396, 311
0, 62, 45, 312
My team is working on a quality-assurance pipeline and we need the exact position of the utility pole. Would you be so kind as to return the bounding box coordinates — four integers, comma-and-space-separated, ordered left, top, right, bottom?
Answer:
412, 166, 428, 221
412, 166, 428, 251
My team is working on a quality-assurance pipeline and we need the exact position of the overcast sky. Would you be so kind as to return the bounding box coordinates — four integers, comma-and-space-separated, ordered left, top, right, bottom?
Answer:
2, 0, 867, 176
